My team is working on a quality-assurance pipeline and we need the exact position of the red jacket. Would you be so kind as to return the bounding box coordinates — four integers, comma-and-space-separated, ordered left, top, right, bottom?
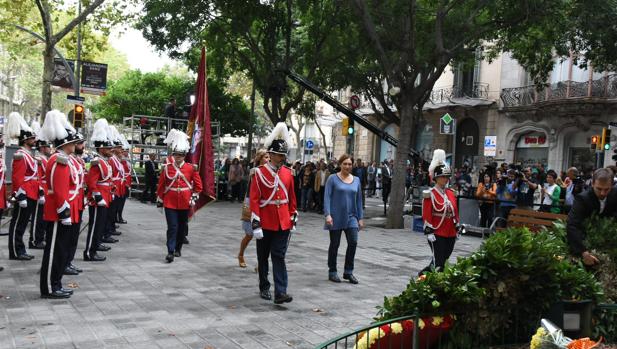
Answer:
109, 156, 125, 197
36, 154, 49, 195
422, 187, 459, 238
249, 164, 297, 231
0, 161, 6, 210
43, 152, 79, 223
157, 161, 203, 210
71, 155, 86, 212
12, 147, 40, 200
85, 156, 113, 207
122, 158, 132, 193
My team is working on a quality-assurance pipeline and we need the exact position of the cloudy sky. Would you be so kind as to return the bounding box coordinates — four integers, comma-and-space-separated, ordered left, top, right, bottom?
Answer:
110, 27, 177, 72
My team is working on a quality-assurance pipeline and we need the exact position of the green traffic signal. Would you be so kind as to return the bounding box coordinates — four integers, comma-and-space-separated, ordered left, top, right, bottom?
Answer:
348, 127, 354, 135
605, 143, 611, 151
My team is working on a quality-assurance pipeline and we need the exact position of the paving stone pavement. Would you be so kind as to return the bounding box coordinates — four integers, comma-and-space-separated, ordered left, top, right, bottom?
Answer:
0, 199, 482, 349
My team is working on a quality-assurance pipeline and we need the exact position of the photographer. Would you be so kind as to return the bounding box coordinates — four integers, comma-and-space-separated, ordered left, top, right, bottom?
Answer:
496, 169, 517, 226
513, 167, 538, 210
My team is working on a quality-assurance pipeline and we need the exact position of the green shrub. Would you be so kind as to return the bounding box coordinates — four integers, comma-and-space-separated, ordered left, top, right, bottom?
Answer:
378, 227, 603, 345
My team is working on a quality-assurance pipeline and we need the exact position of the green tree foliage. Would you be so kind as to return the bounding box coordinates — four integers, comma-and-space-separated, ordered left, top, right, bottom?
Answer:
93, 70, 251, 136
137, 0, 348, 125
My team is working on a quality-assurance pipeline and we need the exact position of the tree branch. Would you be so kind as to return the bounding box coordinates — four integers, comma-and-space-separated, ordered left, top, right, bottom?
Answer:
35, 0, 52, 43
52, 0, 106, 45
351, 0, 395, 83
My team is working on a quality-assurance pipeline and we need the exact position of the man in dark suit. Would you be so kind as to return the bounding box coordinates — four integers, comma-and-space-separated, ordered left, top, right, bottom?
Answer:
567, 168, 617, 266
381, 160, 392, 203
142, 153, 158, 203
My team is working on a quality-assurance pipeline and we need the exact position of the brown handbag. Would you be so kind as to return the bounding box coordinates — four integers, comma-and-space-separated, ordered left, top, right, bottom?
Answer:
241, 177, 251, 222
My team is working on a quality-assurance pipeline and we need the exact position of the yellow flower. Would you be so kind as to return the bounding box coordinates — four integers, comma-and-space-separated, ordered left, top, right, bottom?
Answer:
530, 327, 548, 349
353, 327, 386, 349
431, 317, 444, 326
418, 319, 425, 329
390, 322, 403, 334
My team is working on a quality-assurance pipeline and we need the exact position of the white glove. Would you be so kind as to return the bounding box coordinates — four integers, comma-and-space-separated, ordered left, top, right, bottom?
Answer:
19, 200, 27, 208
38, 196, 45, 205
60, 217, 72, 226
253, 227, 264, 239
97, 199, 107, 207
427, 233, 437, 243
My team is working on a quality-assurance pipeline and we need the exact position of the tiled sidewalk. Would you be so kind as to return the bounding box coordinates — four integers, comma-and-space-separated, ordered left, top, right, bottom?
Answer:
0, 200, 481, 349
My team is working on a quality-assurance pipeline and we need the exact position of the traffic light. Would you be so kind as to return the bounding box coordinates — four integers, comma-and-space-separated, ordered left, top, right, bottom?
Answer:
613, 148, 617, 163
601, 127, 612, 151
591, 134, 600, 150
342, 118, 349, 136
347, 118, 355, 136
73, 104, 84, 128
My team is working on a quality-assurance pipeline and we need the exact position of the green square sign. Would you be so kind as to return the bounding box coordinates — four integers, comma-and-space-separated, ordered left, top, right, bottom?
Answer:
441, 113, 453, 124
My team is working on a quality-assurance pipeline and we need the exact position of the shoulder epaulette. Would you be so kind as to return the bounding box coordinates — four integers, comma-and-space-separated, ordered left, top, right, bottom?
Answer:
91, 158, 99, 166
422, 189, 431, 199
56, 154, 69, 165
13, 152, 23, 160
193, 164, 199, 171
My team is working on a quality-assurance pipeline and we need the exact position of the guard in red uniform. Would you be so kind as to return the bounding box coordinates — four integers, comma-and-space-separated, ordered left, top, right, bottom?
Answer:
6, 112, 39, 260
116, 141, 132, 224
38, 110, 81, 299
420, 149, 462, 275
65, 133, 86, 275
157, 129, 203, 263
104, 126, 124, 242
250, 122, 297, 304
0, 133, 7, 239
83, 119, 114, 262
29, 121, 51, 250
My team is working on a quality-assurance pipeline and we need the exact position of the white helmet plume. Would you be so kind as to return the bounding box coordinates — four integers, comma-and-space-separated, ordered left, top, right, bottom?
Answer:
428, 149, 447, 178
91, 119, 110, 143
164, 129, 190, 153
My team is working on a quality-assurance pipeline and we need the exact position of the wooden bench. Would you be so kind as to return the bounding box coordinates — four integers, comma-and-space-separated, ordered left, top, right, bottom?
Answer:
504, 208, 568, 232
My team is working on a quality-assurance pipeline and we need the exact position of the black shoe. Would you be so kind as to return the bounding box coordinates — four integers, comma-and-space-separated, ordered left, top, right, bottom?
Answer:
42, 290, 70, 299
110, 231, 122, 236
118, 219, 127, 224
101, 237, 118, 244
12, 254, 34, 261
60, 288, 74, 295
343, 274, 359, 284
166, 254, 174, 263
96, 245, 111, 252
29, 241, 45, 249
24, 253, 35, 260
329, 275, 342, 283
183, 237, 189, 245
174, 251, 181, 257
84, 254, 106, 262
260, 290, 272, 300
63, 267, 79, 275
115, 225, 120, 229
274, 293, 293, 304
69, 264, 82, 273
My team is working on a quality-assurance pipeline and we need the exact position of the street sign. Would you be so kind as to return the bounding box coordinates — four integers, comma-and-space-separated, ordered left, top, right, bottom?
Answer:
306, 139, 314, 149
484, 136, 497, 157
80, 61, 108, 95
439, 113, 454, 134
350, 95, 361, 110
67, 95, 85, 105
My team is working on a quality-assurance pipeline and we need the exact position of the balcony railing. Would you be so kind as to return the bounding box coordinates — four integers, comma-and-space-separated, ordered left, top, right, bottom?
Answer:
501, 74, 617, 108
430, 82, 489, 104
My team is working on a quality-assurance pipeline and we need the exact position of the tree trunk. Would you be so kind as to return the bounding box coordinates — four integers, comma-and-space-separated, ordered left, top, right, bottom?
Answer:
386, 94, 416, 229
314, 118, 328, 158
41, 45, 54, 116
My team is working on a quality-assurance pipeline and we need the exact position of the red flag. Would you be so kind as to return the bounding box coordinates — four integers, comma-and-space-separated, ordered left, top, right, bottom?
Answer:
187, 47, 216, 213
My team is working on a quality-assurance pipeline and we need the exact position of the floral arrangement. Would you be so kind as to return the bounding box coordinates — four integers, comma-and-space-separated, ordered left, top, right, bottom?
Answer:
530, 319, 601, 349
353, 315, 454, 349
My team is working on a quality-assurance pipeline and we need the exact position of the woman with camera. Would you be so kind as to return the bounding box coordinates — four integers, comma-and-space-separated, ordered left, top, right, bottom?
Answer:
475, 174, 496, 228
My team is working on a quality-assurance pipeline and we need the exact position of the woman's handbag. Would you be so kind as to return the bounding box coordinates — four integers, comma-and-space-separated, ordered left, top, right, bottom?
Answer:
241, 178, 251, 222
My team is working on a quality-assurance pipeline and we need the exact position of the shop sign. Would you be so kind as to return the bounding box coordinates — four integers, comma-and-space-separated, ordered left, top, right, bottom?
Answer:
517, 133, 548, 148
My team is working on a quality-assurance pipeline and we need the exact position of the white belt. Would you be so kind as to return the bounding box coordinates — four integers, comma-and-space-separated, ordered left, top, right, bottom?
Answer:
48, 190, 78, 195
260, 199, 288, 206
168, 187, 190, 192
97, 182, 112, 186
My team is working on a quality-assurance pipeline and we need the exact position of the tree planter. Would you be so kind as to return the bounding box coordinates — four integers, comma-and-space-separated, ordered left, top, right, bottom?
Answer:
354, 315, 454, 349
